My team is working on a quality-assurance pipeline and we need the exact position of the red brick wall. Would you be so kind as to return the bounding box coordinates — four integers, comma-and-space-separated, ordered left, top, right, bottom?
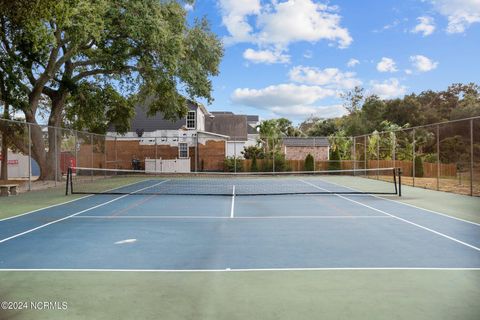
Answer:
284, 146, 329, 161
79, 139, 226, 171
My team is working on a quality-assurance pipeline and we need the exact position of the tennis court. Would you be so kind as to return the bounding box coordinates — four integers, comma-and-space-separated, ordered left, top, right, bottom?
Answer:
1, 168, 478, 270
0, 168, 479, 319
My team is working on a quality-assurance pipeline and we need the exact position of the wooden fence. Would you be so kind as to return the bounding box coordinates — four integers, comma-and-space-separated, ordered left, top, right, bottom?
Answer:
239, 159, 457, 177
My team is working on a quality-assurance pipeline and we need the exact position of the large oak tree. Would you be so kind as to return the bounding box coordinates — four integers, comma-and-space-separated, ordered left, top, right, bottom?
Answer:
0, 0, 223, 179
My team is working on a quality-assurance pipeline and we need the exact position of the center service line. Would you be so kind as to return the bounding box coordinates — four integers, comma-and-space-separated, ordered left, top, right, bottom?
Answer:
230, 185, 236, 219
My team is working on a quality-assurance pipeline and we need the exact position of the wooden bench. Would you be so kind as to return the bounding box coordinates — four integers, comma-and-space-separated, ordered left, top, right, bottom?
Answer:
0, 184, 19, 196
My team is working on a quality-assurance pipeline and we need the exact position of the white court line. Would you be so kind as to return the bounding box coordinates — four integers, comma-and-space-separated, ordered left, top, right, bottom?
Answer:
71, 215, 392, 220
0, 178, 155, 222
319, 177, 480, 226
230, 185, 235, 219
0, 180, 171, 244
299, 179, 480, 252
0, 267, 478, 273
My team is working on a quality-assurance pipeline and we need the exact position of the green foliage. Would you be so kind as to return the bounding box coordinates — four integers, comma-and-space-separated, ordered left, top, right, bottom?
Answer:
224, 156, 243, 172
340, 86, 365, 114
413, 156, 424, 177
250, 156, 258, 172
0, 0, 223, 179
328, 147, 341, 170
260, 152, 290, 172
305, 154, 314, 171
439, 135, 470, 164
301, 118, 338, 136
242, 145, 264, 159
423, 153, 437, 163
65, 83, 134, 134
329, 130, 352, 160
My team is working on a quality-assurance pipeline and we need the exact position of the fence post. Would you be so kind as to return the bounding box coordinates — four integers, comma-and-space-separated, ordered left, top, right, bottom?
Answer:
103, 136, 107, 173
91, 134, 94, 180
392, 131, 396, 170
412, 129, 416, 187
195, 134, 198, 173
114, 136, 117, 169
470, 119, 474, 196
234, 138, 237, 173
364, 136, 367, 173
272, 136, 276, 173
376, 135, 380, 179
74, 131, 78, 169
28, 123, 32, 191
154, 137, 157, 173
54, 127, 58, 186
436, 124, 440, 190
353, 136, 356, 173
313, 137, 316, 171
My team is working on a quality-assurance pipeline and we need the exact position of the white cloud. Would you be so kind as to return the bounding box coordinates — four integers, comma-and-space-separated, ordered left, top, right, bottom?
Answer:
429, 0, 480, 33
412, 16, 435, 36
270, 104, 348, 118
256, 0, 352, 49
405, 69, 413, 75
232, 84, 335, 107
218, 0, 261, 44
410, 55, 438, 72
288, 66, 361, 89
184, 3, 194, 11
347, 58, 360, 67
370, 79, 407, 99
219, 0, 352, 63
376, 57, 398, 73
243, 48, 290, 64
231, 83, 347, 119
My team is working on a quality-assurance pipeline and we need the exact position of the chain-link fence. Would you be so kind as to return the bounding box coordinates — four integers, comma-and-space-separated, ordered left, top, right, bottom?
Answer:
1, 116, 479, 196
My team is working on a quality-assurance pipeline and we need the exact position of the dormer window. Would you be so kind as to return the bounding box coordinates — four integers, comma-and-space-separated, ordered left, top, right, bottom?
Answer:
186, 111, 196, 129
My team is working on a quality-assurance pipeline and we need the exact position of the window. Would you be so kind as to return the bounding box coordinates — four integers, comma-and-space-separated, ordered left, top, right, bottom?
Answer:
186, 111, 196, 129
179, 143, 188, 158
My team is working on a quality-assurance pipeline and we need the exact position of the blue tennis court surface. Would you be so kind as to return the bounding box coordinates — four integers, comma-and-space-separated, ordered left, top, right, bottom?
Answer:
0, 177, 479, 271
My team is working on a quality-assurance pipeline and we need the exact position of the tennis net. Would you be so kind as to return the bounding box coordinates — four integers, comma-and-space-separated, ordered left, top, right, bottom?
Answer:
66, 167, 401, 196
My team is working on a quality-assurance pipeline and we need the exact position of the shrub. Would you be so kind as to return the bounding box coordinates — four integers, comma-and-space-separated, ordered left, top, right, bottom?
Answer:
273, 152, 290, 172
251, 156, 258, 172
224, 157, 243, 172
242, 145, 265, 159
305, 154, 314, 171
328, 147, 341, 170
413, 156, 424, 177
261, 152, 290, 172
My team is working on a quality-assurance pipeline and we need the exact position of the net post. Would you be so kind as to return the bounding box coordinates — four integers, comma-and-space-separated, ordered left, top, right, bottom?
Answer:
65, 167, 71, 195
397, 167, 402, 197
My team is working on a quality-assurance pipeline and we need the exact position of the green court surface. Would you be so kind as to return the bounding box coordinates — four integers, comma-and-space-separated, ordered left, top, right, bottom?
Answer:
1, 178, 479, 224
1, 270, 479, 320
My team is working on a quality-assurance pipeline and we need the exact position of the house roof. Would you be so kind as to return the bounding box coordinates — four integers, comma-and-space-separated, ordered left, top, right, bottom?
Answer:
111, 100, 201, 133
282, 137, 329, 147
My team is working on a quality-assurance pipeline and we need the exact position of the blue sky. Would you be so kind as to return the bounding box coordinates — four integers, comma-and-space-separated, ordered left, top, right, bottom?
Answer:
186, 0, 480, 123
